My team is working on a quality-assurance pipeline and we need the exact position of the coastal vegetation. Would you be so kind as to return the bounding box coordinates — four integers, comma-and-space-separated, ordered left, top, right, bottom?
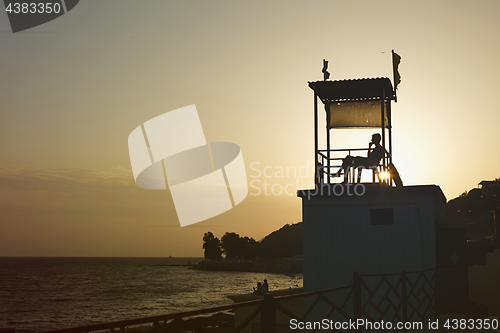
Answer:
197, 223, 303, 274
202, 231, 259, 260
202, 232, 222, 260
202, 223, 302, 261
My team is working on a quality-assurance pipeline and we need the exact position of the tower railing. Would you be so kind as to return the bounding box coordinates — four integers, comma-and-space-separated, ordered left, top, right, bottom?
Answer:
317, 148, 391, 185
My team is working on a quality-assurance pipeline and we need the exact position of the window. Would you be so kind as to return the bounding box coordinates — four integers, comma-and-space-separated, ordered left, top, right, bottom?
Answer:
370, 208, 394, 225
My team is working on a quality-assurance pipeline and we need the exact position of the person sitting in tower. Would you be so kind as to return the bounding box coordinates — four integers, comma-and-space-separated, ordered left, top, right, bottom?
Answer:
331, 133, 386, 183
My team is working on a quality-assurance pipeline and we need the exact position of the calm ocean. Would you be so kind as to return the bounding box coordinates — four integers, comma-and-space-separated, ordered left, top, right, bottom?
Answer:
0, 257, 303, 332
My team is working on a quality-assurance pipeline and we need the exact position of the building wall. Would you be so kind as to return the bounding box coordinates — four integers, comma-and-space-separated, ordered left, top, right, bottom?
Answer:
300, 185, 445, 322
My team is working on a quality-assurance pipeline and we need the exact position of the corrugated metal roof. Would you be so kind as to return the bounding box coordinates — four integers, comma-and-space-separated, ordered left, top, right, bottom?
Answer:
309, 77, 395, 103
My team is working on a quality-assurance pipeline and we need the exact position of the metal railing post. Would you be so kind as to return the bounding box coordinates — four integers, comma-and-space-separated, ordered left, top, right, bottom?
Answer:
401, 270, 408, 333
353, 272, 362, 333
314, 92, 319, 184
261, 294, 276, 333
433, 267, 438, 318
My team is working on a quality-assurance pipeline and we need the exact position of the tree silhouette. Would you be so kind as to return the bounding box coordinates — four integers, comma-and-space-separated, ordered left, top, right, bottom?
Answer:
240, 236, 258, 260
202, 232, 222, 260
203, 223, 304, 261
220, 232, 242, 259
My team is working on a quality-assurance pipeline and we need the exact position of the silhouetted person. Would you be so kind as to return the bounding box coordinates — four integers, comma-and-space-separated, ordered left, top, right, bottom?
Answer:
263, 279, 269, 293
253, 282, 267, 295
331, 133, 386, 183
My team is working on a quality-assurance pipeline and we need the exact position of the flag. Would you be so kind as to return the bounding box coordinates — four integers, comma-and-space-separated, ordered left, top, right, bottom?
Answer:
322, 59, 330, 81
392, 50, 401, 90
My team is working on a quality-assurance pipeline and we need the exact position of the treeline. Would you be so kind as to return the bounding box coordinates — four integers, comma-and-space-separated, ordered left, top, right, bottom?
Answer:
203, 232, 258, 260
202, 223, 302, 260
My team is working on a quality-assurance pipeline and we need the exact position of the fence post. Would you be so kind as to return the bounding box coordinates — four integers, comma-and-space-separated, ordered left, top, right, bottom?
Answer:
353, 272, 362, 333
433, 266, 439, 318
401, 270, 408, 333
261, 294, 276, 333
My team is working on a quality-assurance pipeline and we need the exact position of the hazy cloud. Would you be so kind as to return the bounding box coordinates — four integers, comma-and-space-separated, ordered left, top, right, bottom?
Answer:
0, 165, 176, 220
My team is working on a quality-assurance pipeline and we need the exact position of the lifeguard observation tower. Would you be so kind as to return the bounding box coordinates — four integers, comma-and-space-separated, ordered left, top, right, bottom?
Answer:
311, 55, 398, 185
298, 54, 450, 324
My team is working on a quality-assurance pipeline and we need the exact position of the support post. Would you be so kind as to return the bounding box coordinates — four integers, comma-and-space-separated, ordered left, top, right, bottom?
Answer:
261, 294, 276, 333
433, 266, 438, 318
353, 272, 362, 333
401, 270, 408, 333
381, 88, 387, 184
314, 92, 319, 184
493, 209, 498, 241
387, 97, 393, 185
326, 104, 331, 184
387, 99, 393, 164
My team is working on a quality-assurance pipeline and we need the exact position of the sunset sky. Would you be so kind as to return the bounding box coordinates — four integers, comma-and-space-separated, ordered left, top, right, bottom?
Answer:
1, 0, 499, 257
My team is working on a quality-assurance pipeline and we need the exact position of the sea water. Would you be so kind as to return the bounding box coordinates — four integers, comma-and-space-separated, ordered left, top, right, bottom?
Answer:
0, 257, 303, 332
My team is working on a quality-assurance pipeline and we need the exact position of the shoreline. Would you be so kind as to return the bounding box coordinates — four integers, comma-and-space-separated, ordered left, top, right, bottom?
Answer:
190, 258, 303, 274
